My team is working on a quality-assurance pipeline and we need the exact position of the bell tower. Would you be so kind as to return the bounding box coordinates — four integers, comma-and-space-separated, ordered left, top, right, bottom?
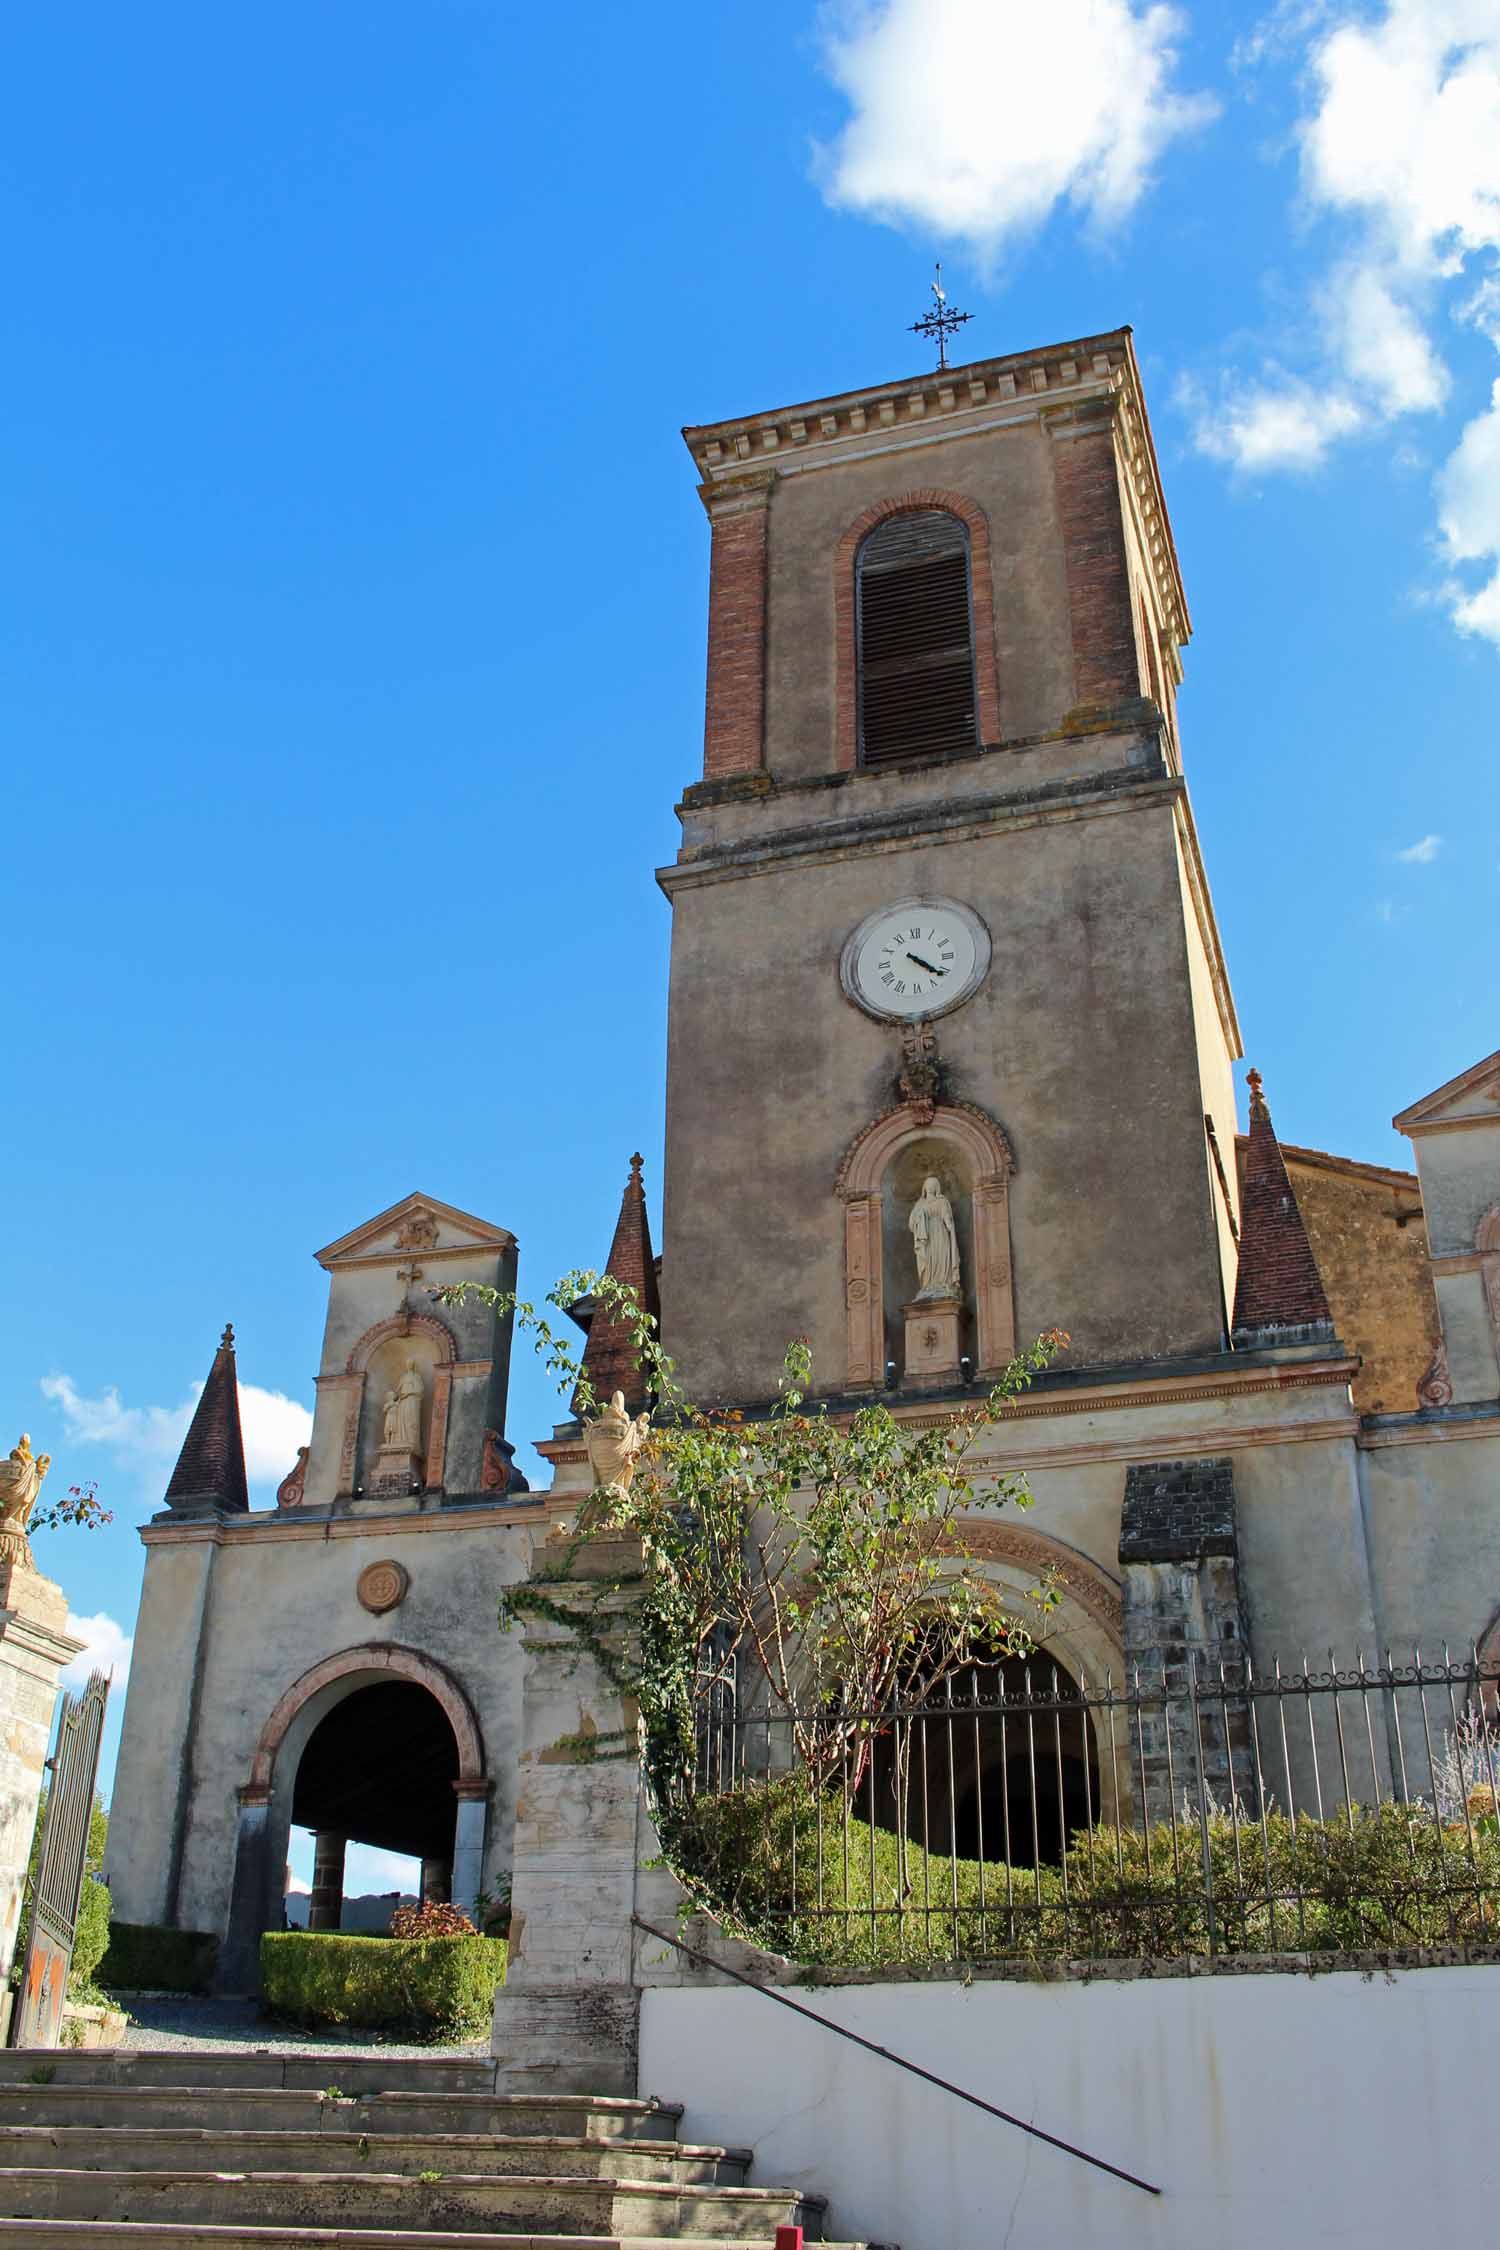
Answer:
658, 330, 1241, 1407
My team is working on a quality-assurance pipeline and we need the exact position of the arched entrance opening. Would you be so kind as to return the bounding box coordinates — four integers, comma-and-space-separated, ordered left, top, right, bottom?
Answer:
869, 1647, 1099, 1870
219, 1644, 490, 1989
291, 1680, 460, 1929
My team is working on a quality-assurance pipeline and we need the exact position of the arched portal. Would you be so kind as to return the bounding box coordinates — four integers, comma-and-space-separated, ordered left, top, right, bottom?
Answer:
293, 1680, 461, 1927
869, 1645, 1100, 1871
220, 1644, 490, 1990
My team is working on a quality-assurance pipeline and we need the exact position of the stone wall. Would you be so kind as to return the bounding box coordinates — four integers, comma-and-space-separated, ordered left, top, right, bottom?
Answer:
1255, 1142, 1436, 1414
0, 1561, 81, 1981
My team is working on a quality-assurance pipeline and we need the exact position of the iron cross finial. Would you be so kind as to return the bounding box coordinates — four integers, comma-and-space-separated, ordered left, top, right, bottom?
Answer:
909, 262, 973, 372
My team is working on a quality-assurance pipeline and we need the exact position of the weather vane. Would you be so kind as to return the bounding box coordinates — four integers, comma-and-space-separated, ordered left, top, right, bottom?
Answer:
909, 262, 972, 372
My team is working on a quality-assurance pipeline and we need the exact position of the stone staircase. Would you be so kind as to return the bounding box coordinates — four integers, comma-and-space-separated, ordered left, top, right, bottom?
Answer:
0, 2049, 861, 2247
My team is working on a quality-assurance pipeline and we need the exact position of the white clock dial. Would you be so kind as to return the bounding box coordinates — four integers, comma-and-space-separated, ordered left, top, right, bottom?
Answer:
840, 897, 991, 1022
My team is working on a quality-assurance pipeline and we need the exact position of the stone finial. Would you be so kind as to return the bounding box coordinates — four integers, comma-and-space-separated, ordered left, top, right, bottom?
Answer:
574, 1152, 661, 1417
0, 1434, 51, 1567
163, 1325, 251, 1515
1232, 1073, 1334, 1344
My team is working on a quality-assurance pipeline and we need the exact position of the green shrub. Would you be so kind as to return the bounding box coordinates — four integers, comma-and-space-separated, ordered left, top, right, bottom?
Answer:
669, 1776, 1500, 1969
69, 1877, 112, 1995
98, 1922, 219, 1994
260, 1931, 507, 2041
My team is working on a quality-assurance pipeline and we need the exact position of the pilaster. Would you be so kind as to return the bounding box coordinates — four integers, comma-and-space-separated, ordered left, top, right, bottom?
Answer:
0, 1563, 83, 1982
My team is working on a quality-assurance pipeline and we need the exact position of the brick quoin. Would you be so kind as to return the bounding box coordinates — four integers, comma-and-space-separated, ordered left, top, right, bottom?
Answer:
1050, 422, 1140, 707
834, 488, 1001, 772
702, 489, 770, 781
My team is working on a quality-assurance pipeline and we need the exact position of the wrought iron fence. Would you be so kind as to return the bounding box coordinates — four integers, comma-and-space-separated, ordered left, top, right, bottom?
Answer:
679, 1646, 1500, 1966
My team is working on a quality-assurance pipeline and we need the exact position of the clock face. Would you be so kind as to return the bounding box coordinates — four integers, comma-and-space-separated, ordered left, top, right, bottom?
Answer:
840, 897, 991, 1022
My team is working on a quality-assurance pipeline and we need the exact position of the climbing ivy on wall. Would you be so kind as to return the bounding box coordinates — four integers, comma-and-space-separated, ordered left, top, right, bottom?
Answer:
439, 1269, 1067, 1815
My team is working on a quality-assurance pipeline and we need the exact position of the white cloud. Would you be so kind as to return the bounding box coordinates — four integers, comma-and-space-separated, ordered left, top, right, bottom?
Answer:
1188, 374, 1364, 470
1395, 832, 1444, 861
1199, 0, 1500, 637
62, 1610, 133, 1692
41, 1371, 312, 1496
816, 0, 1216, 265
1436, 376, 1500, 640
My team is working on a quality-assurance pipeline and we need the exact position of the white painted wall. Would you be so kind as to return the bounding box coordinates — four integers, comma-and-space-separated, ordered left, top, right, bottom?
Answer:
639, 1964, 1500, 2250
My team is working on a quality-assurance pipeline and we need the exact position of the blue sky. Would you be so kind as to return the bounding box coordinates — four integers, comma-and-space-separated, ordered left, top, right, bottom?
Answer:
5, 2, 1496, 1861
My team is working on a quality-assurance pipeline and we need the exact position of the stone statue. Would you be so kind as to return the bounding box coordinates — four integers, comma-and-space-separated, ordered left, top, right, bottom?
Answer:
382, 1361, 425, 1455
583, 1391, 650, 1494
909, 1175, 961, 1300
0, 1433, 50, 1568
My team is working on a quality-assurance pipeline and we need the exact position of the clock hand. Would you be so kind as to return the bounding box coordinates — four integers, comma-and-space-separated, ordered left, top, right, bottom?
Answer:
906, 951, 946, 976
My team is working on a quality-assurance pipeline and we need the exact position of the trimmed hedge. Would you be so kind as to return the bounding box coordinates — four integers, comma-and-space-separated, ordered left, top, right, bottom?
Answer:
260, 1931, 507, 2041
99, 1922, 219, 1994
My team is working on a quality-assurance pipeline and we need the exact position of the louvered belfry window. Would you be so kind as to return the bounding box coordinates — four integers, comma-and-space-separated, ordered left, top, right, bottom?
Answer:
856, 509, 979, 768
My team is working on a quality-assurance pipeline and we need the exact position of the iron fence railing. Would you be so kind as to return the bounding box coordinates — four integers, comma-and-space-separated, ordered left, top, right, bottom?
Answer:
680, 1646, 1500, 1965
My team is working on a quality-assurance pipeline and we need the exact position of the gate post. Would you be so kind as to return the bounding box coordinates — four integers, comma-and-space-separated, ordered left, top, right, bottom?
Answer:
492, 1528, 645, 2095
0, 1551, 83, 2000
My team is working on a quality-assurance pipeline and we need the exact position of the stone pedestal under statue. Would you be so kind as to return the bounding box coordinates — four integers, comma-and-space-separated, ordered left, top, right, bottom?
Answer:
0, 1557, 83, 1984
368, 1446, 422, 1497
903, 1297, 964, 1386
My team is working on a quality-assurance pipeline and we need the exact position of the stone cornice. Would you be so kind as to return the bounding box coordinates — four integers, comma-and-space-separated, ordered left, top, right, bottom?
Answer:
659, 763, 1181, 896
140, 1497, 548, 1549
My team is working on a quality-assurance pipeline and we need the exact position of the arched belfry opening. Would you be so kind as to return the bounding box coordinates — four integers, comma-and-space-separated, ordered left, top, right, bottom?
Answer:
292, 1680, 460, 1926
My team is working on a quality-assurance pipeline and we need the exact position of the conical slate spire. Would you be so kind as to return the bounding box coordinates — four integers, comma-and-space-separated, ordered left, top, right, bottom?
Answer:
575, 1154, 661, 1417
1232, 1073, 1334, 1344
164, 1322, 250, 1514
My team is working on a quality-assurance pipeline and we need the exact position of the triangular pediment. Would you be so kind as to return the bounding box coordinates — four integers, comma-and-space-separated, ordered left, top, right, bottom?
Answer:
1393, 1050, 1500, 1136
315, 1191, 517, 1270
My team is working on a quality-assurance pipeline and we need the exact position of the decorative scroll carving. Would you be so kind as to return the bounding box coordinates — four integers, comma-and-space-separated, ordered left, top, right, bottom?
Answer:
276, 1447, 309, 1510
1417, 1337, 1454, 1410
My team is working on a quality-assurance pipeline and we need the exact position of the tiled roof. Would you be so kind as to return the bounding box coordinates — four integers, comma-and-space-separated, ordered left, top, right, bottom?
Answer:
1231, 1073, 1334, 1338
163, 1323, 250, 1513
575, 1155, 661, 1416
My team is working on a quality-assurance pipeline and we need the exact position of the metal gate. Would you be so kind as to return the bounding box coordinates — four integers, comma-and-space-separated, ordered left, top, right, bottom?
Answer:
11, 1670, 109, 2048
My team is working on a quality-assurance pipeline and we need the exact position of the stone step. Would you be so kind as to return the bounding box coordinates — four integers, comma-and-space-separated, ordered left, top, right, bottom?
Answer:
0, 2055, 504, 2098
0, 2229, 873, 2249
0, 2088, 685, 2145
0, 2129, 752, 2189
0, 2168, 828, 2240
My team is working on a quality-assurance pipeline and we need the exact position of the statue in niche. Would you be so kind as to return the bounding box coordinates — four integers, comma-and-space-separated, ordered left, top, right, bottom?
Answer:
909, 1175, 961, 1301
381, 1360, 425, 1454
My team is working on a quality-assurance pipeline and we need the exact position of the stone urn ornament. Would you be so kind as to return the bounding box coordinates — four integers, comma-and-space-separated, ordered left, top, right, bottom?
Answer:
583, 1392, 651, 1495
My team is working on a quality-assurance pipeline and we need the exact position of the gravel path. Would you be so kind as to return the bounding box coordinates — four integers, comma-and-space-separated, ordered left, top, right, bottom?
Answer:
119, 1994, 487, 2059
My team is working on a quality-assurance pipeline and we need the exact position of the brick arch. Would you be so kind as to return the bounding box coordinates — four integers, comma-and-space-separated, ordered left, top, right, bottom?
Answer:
248, 1641, 485, 1794
835, 1100, 1016, 1388
834, 489, 1001, 772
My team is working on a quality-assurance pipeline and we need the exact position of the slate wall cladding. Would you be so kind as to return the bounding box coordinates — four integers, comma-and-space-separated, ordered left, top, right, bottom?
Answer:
1119, 1457, 1254, 1816
1119, 1457, 1237, 1562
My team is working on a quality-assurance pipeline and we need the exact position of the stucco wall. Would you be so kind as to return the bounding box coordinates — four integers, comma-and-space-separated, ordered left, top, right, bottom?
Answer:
1360, 1428, 1500, 1652
107, 1508, 536, 1937
661, 790, 1228, 1405
639, 1963, 1500, 2250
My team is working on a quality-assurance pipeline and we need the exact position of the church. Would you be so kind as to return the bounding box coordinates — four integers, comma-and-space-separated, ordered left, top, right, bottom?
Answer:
104, 325, 1500, 1985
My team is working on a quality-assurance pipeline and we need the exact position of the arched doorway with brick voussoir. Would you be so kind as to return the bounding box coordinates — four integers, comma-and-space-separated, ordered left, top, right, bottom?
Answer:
217, 1643, 490, 1992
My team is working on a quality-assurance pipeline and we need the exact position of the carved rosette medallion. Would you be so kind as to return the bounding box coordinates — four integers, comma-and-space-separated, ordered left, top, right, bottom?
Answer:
357, 1559, 410, 1615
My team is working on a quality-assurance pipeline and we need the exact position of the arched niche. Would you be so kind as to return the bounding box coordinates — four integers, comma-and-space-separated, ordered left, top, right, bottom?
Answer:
336, 1311, 458, 1496
1478, 1205, 1500, 1363
836, 1101, 1015, 1391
